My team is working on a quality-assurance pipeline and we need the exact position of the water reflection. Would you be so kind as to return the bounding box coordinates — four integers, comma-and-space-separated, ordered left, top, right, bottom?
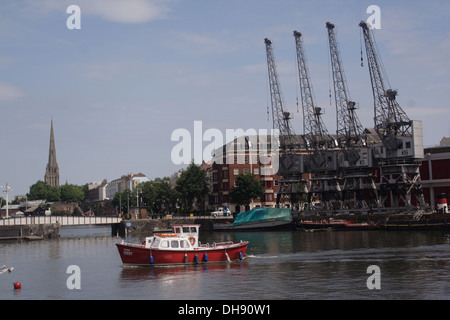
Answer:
118, 262, 249, 300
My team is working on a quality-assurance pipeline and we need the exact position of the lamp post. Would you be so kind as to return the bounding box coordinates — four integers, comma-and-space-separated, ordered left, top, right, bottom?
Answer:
1, 182, 12, 218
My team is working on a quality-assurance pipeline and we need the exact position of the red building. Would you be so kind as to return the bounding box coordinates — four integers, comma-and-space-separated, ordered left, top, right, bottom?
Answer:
420, 144, 450, 209
204, 135, 282, 214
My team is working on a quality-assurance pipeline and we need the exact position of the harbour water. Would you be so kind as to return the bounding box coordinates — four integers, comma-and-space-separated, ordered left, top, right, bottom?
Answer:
0, 225, 449, 300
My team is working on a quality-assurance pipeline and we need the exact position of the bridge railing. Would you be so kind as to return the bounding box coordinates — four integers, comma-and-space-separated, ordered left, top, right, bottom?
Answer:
0, 216, 122, 226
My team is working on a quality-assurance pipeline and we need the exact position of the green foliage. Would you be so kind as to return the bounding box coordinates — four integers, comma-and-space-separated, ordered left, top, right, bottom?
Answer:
60, 184, 85, 202
141, 178, 179, 214
175, 162, 209, 212
27, 180, 49, 200
111, 177, 179, 215
229, 174, 265, 206
27, 181, 84, 203
46, 186, 61, 202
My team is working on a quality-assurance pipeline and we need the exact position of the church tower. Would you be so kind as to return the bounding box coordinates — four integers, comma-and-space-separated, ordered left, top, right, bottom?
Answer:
44, 119, 60, 187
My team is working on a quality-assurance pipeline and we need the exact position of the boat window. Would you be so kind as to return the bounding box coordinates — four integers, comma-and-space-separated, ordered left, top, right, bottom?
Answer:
180, 240, 190, 248
171, 240, 179, 248
190, 227, 197, 233
152, 238, 160, 248
183, 227, 190, 233
174, 227, 181, 233
160, 240, 169, 248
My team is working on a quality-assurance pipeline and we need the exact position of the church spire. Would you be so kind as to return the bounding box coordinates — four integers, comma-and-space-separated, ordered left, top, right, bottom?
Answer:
45, 119, 59, 187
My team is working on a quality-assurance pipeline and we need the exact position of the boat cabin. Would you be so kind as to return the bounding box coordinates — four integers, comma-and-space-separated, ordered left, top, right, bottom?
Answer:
144, 224, 200, 249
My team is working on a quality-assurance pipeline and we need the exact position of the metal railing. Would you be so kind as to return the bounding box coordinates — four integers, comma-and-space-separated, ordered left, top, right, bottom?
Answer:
0, 216, 122, 226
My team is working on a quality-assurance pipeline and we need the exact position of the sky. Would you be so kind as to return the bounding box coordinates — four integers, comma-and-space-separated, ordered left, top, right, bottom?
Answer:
0, 0, 449, 199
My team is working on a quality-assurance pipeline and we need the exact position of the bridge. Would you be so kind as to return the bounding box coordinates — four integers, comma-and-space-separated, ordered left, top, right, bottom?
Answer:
0, 216, 122, 227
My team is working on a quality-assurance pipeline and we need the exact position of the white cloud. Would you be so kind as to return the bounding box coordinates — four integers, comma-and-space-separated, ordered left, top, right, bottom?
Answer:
85, 0, 170, 23
23, 0, 171, 24
0, 82, 24, 101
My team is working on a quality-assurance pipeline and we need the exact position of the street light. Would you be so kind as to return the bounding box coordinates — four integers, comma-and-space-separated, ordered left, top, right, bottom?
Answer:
1, 182, 12, 218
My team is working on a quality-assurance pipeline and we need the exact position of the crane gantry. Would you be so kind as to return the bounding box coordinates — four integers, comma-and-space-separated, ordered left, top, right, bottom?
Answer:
359, 20, 426, 211
326, 21, 378, 213
262, 22, 427, 215
293, 30, 343, 214
264, 37, 306, 209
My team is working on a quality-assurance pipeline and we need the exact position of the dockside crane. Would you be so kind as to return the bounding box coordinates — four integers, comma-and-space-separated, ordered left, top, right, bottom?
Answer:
265, 38, 297, 152
293, 31, 335, 158
326, 22, 365, 158
264, 38, 306, 209
326, 22, 378, 213
359, 21, 426, 211
293, 30, 341, 214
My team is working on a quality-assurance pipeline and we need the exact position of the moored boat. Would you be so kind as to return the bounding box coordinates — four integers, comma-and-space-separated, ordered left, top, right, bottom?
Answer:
298, 218, 378, 231
213, 208, 294, 231
378, 212, 450, 230
297, 218, 347, 230
116, 224, 248, 266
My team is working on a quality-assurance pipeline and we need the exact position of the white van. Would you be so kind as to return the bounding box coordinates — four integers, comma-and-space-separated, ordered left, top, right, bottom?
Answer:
210, 207, 232, 217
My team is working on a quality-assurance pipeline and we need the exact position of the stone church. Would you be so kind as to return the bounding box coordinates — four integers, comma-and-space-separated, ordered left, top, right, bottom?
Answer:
44, 119, 60, 187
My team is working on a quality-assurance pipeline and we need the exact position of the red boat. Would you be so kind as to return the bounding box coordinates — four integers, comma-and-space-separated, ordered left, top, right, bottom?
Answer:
116, 224, 248, 266
298, 218, 378, 231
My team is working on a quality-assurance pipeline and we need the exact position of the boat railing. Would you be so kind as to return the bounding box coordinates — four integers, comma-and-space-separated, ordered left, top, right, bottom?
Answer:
119, 240, 144, 247
200, 241, 234, 248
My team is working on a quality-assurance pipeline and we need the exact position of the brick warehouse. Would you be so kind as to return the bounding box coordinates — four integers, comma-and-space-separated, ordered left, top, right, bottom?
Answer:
203, 135, 286, 214
421, 142, 450, 210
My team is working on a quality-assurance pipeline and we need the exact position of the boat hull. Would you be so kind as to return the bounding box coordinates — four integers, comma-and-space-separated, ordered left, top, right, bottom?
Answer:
298, 220, 378, 231
116, 242, 248, 266
378, 213, 450, 230
213, 219, 294, 231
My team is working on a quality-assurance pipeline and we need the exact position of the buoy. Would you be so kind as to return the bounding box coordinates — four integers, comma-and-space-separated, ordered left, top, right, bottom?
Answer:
225, 252, 230, 262
239, 252, 243, 261
149, 255, 154, 264
13, 282, 21, 289
203, 253, 208, 262
194, 254, 199, 264
184, 253, 188, 263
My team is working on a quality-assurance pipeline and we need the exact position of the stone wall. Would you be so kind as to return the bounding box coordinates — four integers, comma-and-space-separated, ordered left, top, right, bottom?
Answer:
0, 223, 60, 239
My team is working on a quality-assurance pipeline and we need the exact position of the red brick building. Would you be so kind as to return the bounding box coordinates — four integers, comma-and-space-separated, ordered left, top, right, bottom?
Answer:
420, 143, 450, 209
204, 135, 282, 214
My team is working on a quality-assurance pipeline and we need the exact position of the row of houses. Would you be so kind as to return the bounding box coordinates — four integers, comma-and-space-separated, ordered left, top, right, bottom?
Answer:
87, 173, 150, 202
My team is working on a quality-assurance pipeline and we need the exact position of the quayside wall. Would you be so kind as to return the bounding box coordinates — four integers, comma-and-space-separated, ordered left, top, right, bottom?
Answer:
112, 217, 233, 237
0, 223, 60, 239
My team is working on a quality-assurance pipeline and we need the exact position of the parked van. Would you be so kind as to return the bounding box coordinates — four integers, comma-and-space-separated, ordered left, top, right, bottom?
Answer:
211, 207, 232, 217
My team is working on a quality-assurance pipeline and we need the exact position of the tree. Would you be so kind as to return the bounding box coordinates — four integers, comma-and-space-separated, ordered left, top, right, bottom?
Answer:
60, 184, 84, 202
47, 186, 61, 202
175, 162, 209, 213
27, 181, 49, 200
230, 174, 265, 206
111, 189, 133, 215
141, 179, 179, 215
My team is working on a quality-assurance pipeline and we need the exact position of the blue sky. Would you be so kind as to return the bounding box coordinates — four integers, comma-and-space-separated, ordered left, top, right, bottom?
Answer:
0, 0, 449, 199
